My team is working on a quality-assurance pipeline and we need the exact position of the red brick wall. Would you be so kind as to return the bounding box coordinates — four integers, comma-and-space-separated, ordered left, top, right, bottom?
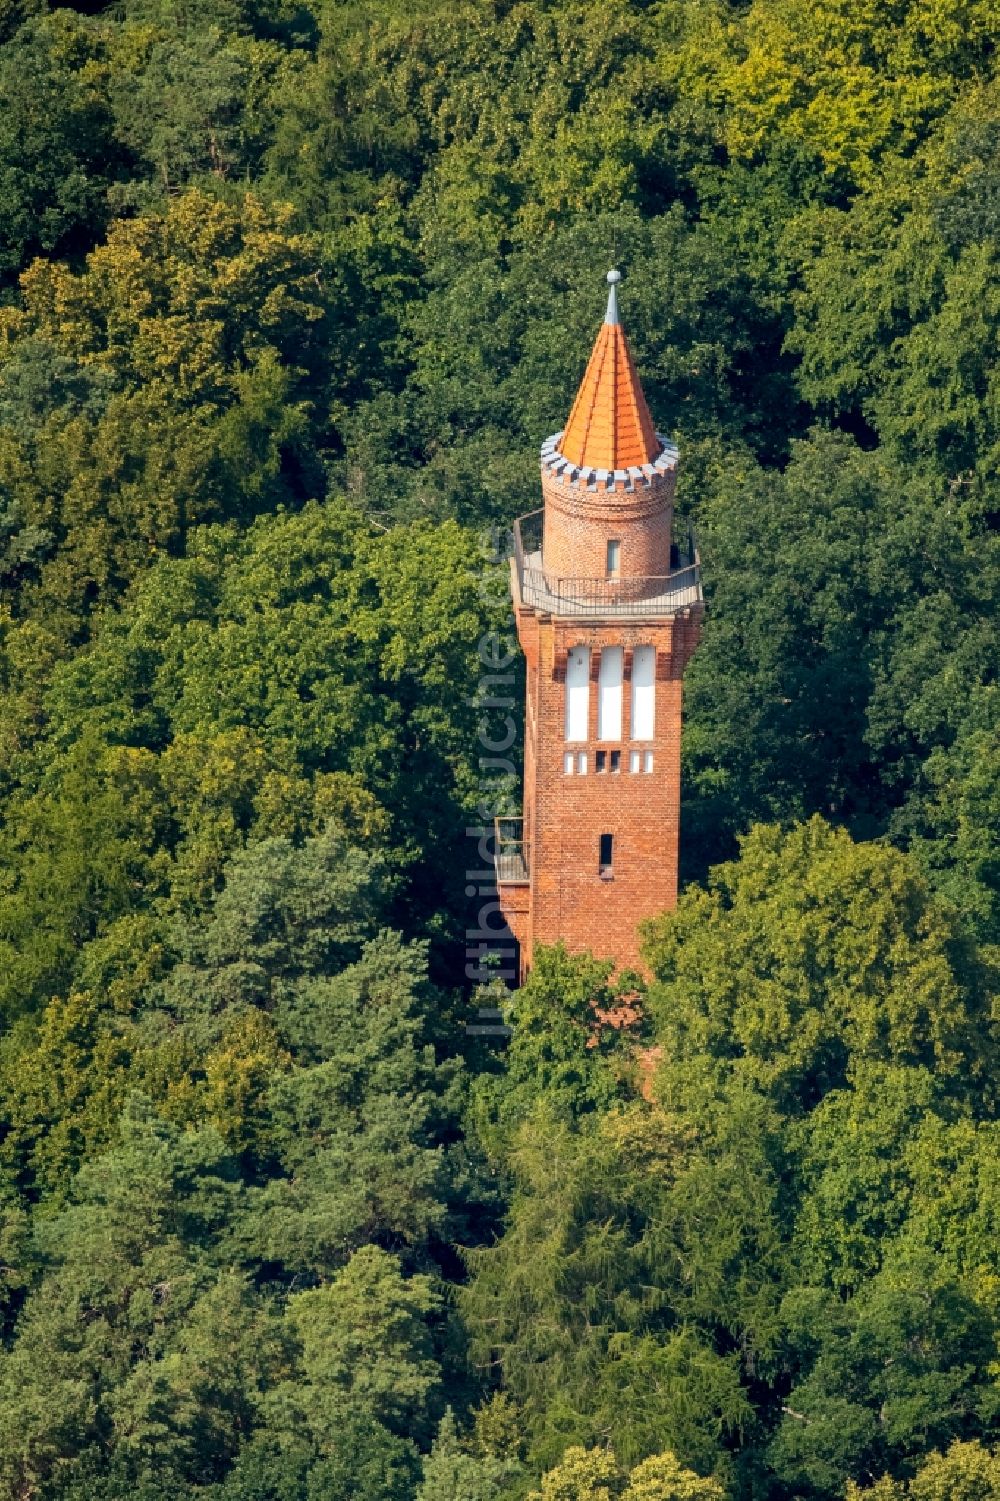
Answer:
506, 601, 702, 977
541, 467, 675, 582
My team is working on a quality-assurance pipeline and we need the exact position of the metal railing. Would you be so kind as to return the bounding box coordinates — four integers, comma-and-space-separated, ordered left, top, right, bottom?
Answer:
513, 509, 543, 576
494, 817, 529, 884
511, 511, 702, 618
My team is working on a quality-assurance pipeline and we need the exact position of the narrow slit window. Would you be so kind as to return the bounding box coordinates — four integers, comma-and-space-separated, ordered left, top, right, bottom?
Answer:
577, 752, 588, 775
564, 752, 574, 775
629, 750, 641, 773
610, 750, 620, 773
599, 833, 614, 878
644, 751, 654, 773
606, 539, 621, 576
596, 750, 607, 773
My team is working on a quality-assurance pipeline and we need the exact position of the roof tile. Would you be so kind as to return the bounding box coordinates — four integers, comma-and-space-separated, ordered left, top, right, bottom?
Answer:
559, 288, 661, 471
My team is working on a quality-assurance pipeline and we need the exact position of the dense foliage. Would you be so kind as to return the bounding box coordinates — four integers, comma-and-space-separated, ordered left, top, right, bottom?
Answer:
0, 0, 998, 1496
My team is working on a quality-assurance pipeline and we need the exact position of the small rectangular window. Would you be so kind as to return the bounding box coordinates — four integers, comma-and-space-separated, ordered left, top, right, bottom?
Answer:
629, 750, 641, 773
610, 750, 620, 773
606, 539, 621, 576
595, 750, 607, 773
577, 752, 588, 775
599, 833, 614, 878
644, 751, 654, 773
564, 752, 574, 775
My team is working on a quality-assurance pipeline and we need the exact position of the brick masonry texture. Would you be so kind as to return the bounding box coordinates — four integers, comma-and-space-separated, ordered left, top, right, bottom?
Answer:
541, 465, 675, 581
504, 601, 701, 976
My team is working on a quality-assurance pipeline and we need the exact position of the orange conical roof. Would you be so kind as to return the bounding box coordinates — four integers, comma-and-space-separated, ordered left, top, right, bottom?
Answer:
559, 271, 661, 472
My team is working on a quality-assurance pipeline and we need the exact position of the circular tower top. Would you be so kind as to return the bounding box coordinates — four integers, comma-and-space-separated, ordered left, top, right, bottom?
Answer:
538, 270, 677, 583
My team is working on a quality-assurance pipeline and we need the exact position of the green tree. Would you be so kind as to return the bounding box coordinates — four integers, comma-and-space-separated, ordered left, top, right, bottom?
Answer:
0, 737, 169, 1021
31, 501, 503, 953
768, 1254, 997, 1495
528, 1446, 619, 1501
464, 1102, 761, 1474
789, 1063, 942, 1290
663, 0, 1000, 194
242, 929, 463, 1272
0, 14, 122, 280
417, 1408, 518, 1501
788, 85, 1000, 481
625, 1451, 726, 1500
240, 1244, 441, 1498
0, 188, 325, 632
110, 25, 255, 191
902, 719, 1000, 945
681, 432, 891, 869
643, 818, 995, 1114
471, 944, 639, 1144
0, 1104, 269, 1496
282, 1244, 441, 1442
847, 1439, 1000, 1498
527, 1445, 728, 1501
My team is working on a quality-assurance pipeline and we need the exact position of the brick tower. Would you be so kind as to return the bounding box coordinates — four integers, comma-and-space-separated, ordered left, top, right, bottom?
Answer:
495, 270, 704, 977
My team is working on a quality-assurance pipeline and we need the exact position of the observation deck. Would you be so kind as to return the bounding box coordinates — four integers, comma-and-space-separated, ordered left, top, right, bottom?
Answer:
512, 509, 703, 619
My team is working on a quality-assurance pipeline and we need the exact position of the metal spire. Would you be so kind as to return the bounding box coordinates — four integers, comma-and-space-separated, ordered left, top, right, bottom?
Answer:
558, 267, 661, 471
605, 267, 621, 326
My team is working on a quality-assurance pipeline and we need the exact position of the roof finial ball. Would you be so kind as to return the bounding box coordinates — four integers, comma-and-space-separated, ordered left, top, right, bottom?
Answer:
605, 267, 621, 326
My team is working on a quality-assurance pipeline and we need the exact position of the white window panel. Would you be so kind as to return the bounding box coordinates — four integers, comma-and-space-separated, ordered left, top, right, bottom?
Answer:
631, 644, 655, 741
597, 646, 623, 741
565, 646, 590, 742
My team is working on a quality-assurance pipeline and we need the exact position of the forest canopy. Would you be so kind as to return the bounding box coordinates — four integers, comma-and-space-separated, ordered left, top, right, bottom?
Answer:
0, 0, 998, 1497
